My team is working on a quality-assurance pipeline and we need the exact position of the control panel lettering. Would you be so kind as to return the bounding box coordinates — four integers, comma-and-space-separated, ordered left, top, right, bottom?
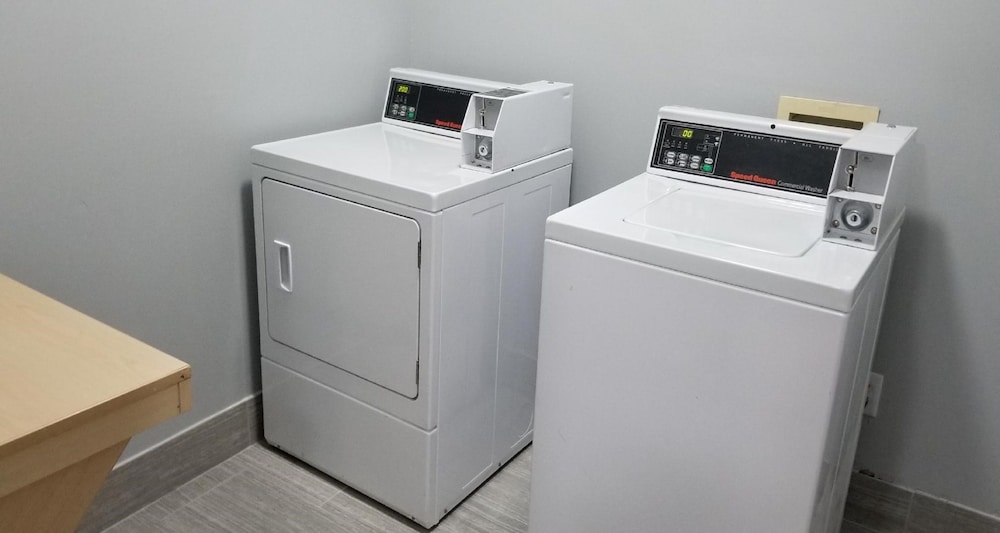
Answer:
650, 119, 840, 197
384, 78, 475, 132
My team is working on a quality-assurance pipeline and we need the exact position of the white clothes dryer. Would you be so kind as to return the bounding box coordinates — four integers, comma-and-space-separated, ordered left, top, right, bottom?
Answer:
251, 69, 573, 527
528, 106, 914, 533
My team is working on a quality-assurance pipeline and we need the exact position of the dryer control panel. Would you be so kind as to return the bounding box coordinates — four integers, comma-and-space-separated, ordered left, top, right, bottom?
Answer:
460, 81, 574, 173
384, 78, 476, 132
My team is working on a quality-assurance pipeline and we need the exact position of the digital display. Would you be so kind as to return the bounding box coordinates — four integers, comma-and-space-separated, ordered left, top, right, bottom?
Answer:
384, 78, 475, 131
650, 119, 840, 197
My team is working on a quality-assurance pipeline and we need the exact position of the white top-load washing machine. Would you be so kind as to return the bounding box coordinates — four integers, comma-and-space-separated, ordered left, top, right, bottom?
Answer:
251, 69, 573, 527
528, 106, 915, 533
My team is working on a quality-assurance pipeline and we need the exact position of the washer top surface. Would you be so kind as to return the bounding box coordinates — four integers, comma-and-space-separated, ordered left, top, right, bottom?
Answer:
546, 173, 892, 312
252, 122, 571, 212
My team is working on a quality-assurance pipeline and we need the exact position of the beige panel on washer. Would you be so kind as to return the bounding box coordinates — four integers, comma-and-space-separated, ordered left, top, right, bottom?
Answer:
777, 96, 880, 130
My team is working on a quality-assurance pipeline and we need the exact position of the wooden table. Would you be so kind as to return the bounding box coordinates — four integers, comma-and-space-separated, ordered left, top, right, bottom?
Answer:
0, 273, 191, 532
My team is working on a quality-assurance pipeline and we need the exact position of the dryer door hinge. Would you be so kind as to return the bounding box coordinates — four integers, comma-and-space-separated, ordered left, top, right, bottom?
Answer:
415, 359, 420, 384
417, 240, 422, 269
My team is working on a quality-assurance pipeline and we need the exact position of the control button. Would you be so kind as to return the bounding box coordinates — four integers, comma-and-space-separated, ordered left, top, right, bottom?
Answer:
678, 153, 689, 160
702, 164, 713, 172
689, 162, 699, 169
407, 112, 415, 119
691, 156, 702, 163
409, 106, 416, 113
392, 104, 399, 110
674, 159, 686, 166
666, 158, 675, 166
666, 151, 676, 158
705, 158, 714, 165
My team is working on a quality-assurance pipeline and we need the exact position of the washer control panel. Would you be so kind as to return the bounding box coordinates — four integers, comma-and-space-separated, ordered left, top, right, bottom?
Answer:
384, 78, 476, 132
646, 106, 916, 251
650, 119, 840, 198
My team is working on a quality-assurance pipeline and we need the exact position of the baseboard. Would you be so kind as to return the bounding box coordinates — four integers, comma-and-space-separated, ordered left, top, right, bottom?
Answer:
843, 471, 1000, 533
76, 394, 263, 533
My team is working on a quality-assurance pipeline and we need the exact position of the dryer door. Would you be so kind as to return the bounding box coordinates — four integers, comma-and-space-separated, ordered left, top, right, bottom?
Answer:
261, 179, 420, 398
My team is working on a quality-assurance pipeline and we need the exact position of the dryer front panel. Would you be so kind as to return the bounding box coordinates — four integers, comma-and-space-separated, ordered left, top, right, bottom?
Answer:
261, 179, 420, 398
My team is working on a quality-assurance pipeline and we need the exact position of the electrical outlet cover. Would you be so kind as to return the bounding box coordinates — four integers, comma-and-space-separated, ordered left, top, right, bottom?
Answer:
864, 372, 884, 417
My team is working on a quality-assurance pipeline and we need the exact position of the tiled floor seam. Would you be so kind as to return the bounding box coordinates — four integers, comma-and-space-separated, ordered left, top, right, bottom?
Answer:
843, 518, 882, 533
901, 490, 916, 532
160, 452, 253, 529
319, 484, 347, 506
178, 465, 247, 511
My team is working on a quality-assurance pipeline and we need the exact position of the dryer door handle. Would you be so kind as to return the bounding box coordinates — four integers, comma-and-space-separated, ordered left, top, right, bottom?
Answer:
275, 240, 293, 293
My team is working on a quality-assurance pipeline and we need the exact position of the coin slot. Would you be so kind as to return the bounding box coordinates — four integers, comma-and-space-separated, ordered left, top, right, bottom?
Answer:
788, 113, 864, 130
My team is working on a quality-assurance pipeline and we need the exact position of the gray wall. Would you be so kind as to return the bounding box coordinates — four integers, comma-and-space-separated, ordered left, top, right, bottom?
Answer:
0, 1, 409, 461
407, 0, 1000, 516
2, 0, 998, 520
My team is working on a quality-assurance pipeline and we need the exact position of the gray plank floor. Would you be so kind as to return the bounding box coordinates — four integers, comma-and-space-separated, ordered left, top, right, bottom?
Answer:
102, 442, 913, 533
103, 443, 531, 533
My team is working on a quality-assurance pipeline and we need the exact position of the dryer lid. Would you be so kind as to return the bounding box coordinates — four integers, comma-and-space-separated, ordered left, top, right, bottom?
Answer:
251, 123, 571, 212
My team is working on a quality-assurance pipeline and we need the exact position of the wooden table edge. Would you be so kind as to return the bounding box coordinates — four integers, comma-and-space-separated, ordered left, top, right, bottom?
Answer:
0, 370, 191, 498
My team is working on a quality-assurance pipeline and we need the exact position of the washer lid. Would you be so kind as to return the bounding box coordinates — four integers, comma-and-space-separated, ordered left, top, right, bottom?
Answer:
251, 123, 572, 212
546, 173, 889, 312
623, 187, 822, 257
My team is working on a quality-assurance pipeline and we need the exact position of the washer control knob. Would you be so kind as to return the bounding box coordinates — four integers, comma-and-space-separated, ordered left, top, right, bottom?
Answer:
841, 201, 873, 230
476, 137, 493, 161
